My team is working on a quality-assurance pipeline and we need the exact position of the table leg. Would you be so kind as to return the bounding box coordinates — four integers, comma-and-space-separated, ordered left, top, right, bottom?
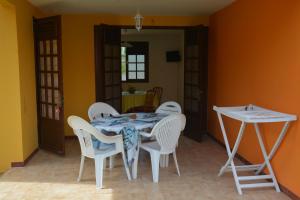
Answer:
255, 121, 290, 175
217, 113, 246, 177
254, 123, 280, 192
217, 113, 246, 195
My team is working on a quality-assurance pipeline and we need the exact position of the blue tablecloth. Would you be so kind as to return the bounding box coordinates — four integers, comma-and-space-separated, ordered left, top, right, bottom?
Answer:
91, 113, 167, 166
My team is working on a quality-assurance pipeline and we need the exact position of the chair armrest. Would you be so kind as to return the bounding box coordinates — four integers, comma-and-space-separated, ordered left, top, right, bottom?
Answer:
93, 132, 123, 144
139, 131, 153, 138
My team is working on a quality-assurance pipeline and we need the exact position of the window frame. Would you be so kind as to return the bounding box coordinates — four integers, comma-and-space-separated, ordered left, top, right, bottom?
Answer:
122, 41, 149, 83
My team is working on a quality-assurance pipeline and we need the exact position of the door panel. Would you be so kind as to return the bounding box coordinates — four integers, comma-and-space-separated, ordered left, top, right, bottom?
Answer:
94, 25, 122, 112
34, 16, 65, 154
184, 26, 208, 142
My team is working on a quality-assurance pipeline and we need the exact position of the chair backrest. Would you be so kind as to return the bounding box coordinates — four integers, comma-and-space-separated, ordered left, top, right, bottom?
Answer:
155, 101, 182, 114
67, 115, 110, 158
152, 113, 186, 154
144, 90, 156, 107
153, 87, 163, 105
88, 102, 119, 121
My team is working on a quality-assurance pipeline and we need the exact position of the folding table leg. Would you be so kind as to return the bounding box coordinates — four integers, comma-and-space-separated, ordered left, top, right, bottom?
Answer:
217, 113, 246, 195
217, 113, 246, 176
254, 123, 280, 192
255, 122, 290, 175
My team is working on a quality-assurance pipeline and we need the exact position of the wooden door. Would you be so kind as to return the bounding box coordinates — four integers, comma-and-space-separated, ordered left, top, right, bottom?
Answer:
184, 26, 208, 142
33, 16, 65, 154
94, 25, 122, 112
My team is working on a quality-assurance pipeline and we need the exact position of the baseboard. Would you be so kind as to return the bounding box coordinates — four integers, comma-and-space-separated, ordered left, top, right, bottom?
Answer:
206, 133, 300, 200
11, 148, 39, 168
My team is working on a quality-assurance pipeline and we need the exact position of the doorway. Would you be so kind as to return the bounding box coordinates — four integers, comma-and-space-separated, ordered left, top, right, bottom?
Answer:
94, 25, 208, 141
121, 29, 184, 108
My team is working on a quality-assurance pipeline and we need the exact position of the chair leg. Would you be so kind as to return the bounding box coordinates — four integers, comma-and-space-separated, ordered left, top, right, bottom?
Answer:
160, 155, 165, 168
176, 135, 180, 147
103, 157, 107, 168
121, 151, 132, 181
94, 156, 104, 189
109, 156, 114, 169
165, 155, 169, 167
173, 151, 180, 176
77, 155, 85, 182
159, 155, 169, 168
150, 151, 160, 183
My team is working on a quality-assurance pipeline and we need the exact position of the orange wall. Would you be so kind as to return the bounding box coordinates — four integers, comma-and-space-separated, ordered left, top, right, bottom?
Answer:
209, 0, 300, 196
62, 14, 208, 135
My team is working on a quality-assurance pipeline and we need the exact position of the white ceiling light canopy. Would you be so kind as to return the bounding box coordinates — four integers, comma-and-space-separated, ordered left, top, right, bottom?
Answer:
134, 9, 143, 32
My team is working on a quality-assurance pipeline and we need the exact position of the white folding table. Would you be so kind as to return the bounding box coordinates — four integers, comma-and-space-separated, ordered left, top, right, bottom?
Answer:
213, 105, 296, 195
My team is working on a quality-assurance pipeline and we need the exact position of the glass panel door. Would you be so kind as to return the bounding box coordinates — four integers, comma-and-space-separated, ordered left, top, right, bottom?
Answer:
34, 16, 65, 155
94, 25, 122, 112
184, 26, 208, 141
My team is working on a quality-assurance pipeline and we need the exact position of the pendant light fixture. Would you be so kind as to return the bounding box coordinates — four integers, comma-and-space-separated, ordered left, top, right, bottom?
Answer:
134, 9, 143, 32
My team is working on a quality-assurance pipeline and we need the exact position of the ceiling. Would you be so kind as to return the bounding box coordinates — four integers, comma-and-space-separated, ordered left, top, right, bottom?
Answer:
28, 0, 235, 16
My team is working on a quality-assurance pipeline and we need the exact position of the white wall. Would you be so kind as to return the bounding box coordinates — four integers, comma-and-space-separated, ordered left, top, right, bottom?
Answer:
122, 30, 184, 106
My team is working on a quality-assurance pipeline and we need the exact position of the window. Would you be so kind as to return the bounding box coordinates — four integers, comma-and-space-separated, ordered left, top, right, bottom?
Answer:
121, 42, 149, 82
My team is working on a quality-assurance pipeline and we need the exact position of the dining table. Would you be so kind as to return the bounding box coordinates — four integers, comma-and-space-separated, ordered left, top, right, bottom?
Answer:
90, 112, 168, 179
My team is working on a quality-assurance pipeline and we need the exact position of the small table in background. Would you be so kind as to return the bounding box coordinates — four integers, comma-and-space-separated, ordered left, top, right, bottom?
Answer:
122, 91, 146, 113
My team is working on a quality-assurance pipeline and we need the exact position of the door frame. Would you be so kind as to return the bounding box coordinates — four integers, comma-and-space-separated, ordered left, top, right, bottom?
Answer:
33, 17, 41, 145
94, 24, 209, 139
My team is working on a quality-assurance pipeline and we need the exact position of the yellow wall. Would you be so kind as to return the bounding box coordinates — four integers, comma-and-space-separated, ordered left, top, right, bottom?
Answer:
62, 14, 209, 135
0, 1, 23, 172
10, 0, 44, 160
0, 0, 43, 172
209, 0, 300, 196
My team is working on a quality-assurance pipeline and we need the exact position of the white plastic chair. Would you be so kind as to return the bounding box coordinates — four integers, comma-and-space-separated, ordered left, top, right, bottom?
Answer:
88, 102, 119, 168
67, 115, 131, 189
155, 101, 182, 167
88, 102, 119, 121
155, 101, 182, 114
139, 113, 186, 182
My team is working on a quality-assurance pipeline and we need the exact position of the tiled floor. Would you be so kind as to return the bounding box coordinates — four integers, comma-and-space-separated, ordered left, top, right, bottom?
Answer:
0, 136, 291, 200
